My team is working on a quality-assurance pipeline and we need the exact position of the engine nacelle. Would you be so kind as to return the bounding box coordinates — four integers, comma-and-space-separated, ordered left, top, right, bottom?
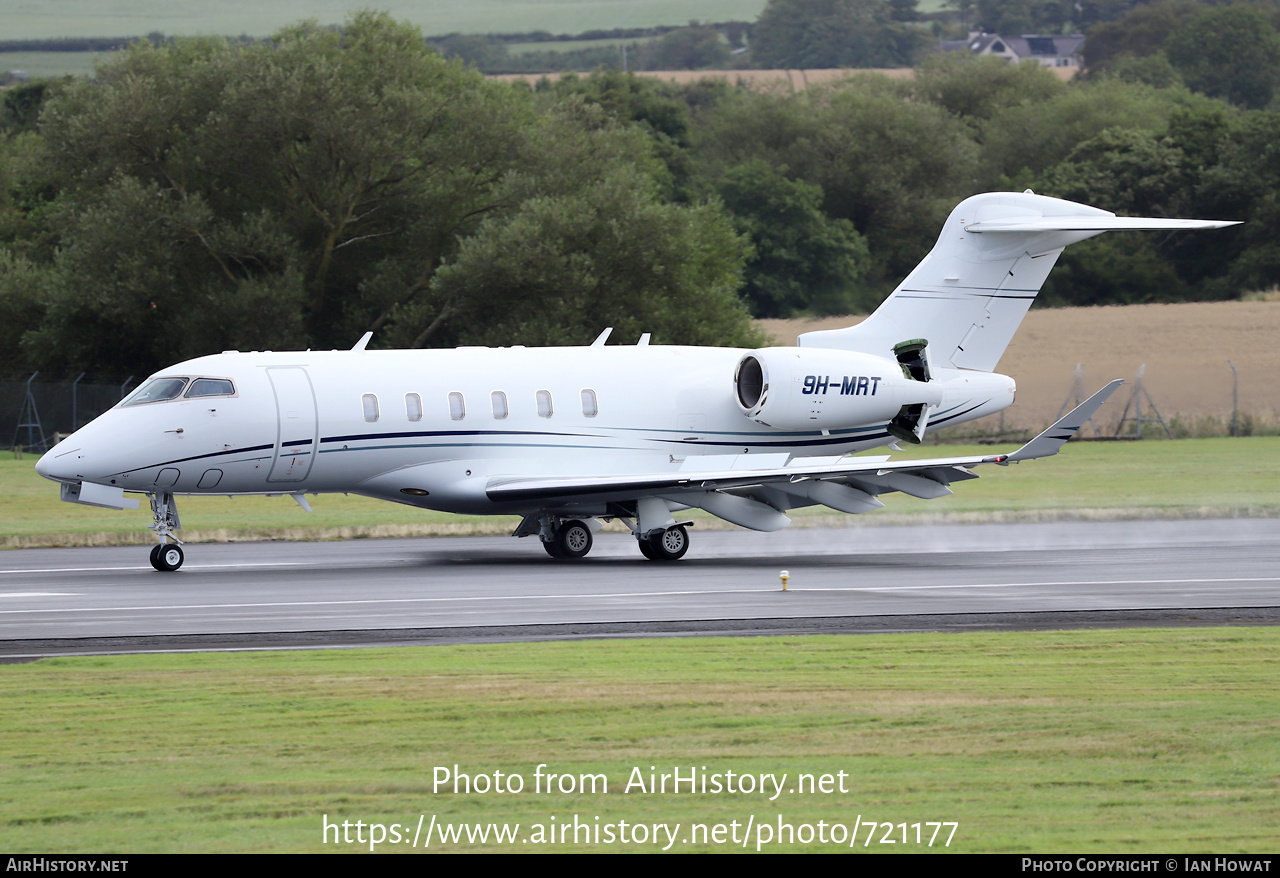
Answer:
734, 347, 943, 431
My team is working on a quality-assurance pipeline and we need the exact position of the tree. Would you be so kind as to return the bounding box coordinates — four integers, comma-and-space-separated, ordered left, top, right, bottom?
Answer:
1082, 1, 1209, 73
1166, 4, 1280, 109
640, 26, 732, 70
972, 0, 1085, 35
2, 14, 758, 377
912, 53, 1066, 124
751, 0, 929, 69
692, 75, 978, 292
542, 71, 698, 199
429, 170, 760, 347
977, 78, 1192, 187
32, 15, 531, 365
430, 34, 512, 71
1, 81, 53, 135
1039, 126, 1187, 216
716, 160, 872, 316
795, 79, 980, 283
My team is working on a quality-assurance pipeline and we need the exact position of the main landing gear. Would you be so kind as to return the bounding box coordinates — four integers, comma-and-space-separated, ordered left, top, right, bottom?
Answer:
533, 516, 691, 561
147, 491, 185, 572
542, 519, 594, 559
637, 524, 689, 561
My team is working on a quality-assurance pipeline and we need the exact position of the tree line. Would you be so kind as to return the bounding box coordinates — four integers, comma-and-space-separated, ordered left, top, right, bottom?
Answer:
2, 8, 1279, 379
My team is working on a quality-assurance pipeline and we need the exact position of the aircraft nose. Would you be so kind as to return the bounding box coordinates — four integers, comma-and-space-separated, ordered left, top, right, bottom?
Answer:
35, 445, 79, 482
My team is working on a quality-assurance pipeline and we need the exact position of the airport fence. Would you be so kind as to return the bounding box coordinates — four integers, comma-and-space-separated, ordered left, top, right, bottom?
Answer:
4, 374, 135, 453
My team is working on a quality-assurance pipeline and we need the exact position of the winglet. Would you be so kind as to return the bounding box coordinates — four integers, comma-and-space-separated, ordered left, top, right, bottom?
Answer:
351, 331, 373, 351
1004, 379, 1124, 462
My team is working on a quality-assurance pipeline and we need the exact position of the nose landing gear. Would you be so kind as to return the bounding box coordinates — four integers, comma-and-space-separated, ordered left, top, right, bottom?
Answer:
149, 542, 185, 572
147, 492, 185, 572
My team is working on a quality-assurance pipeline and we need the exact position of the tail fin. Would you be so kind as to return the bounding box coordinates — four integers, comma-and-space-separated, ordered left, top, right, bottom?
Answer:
798, 192, 1237, 371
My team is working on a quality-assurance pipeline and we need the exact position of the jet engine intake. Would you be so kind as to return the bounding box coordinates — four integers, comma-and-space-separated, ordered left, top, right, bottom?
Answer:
734, 347, 942, 431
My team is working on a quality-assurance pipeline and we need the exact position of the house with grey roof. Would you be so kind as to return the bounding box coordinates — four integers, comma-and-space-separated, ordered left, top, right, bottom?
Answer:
941, 32, 1085, 68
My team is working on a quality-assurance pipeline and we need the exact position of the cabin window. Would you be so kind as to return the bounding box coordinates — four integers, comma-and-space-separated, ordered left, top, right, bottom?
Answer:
536, 390, 553, 418
448, 392, 466, 420
120, 377, 188, 407
405, 392, 422, 422
185, 378, 236, 398
581, 388, 598, 418
362, 393, 379, 422
491, 391, 508, 420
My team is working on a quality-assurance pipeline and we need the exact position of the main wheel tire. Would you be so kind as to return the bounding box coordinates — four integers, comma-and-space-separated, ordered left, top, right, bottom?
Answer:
149, 544, 164, 571
542, 537, 566, 558
637, 537, 658, 560
155, 544, 184, 572
556, 520, 593, 559
646, 525, 689, 561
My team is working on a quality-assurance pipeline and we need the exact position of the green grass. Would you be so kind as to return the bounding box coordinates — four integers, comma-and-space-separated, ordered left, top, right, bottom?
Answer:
0, 1, 770, 41
0, 51, 108, 78
1, 628, 1277, 852
4, 436, 1277, 548
875, 435, 1280, 518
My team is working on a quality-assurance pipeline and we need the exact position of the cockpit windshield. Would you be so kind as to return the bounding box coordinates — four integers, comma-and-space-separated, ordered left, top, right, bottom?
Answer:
118, 376, 238, 407
185, 378, 236, 398
119, 377, 189, 407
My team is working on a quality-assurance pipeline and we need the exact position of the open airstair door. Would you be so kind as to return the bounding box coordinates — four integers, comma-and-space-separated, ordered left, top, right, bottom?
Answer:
894, 338, 932, 381
887, 338, 934, 444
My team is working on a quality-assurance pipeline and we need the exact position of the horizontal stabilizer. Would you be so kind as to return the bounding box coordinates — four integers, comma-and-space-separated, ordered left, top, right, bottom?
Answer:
967, 217, 1239, 233
1006, 380, 1123, 462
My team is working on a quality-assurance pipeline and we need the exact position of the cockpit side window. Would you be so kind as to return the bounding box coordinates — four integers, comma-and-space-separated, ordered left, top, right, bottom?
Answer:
120, 377, 189, 407
185, 378, 236, 398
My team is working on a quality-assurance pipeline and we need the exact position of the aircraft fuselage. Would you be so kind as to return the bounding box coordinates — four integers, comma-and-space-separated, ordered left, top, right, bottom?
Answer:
37, 344, 1014, 516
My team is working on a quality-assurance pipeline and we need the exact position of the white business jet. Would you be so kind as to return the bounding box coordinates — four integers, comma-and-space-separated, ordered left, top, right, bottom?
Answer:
35, 191, 1236, 570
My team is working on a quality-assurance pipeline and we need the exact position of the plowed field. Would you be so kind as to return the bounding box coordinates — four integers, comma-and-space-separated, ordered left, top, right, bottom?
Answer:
759, 299, 1280, 434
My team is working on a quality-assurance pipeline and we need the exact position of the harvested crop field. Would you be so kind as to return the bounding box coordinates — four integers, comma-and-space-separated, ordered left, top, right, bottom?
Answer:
759, 299, 1280, 434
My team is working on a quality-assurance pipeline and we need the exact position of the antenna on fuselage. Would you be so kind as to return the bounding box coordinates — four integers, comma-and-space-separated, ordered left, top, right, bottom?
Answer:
351, 331, 373, 351
591, 327, 613, 346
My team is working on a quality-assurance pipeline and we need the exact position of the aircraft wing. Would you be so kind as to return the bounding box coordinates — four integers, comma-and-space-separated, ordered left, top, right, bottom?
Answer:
486, 381, 1123, 520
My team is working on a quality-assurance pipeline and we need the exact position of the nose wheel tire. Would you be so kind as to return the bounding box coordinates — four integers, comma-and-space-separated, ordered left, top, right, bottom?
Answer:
641, 525, 689, 561
150, 543, 184, 572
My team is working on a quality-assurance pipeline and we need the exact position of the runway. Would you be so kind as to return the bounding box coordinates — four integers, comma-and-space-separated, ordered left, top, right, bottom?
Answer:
1, 518, 1278, 657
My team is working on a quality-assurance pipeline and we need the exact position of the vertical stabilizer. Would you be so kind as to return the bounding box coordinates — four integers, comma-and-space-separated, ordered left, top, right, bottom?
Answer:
797, 192, 1236, 371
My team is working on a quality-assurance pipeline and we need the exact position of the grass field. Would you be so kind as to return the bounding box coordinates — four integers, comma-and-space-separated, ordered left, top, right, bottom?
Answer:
0, 50, 106, 78
0, 1, 770, 40
1, 628, 1277, 852
4, 436, 1278, 548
